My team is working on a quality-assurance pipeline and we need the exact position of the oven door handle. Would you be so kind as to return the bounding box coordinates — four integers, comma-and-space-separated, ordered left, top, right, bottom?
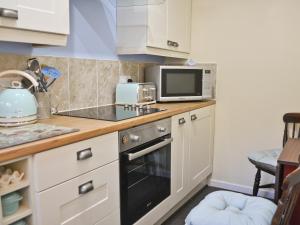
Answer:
127, 137, 173, 161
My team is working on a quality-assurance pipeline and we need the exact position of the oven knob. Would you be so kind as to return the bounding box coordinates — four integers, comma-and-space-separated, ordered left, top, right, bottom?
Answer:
157, 127, 167, 133
121, 135, 129, 144
130, 134, 140, 142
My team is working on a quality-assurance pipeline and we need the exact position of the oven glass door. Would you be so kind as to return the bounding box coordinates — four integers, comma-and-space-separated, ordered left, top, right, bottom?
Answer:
120, 136, 171, 225
161, 69, 203, 97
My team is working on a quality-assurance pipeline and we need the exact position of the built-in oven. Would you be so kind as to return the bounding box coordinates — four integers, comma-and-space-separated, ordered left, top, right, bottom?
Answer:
119, 118, 172, 225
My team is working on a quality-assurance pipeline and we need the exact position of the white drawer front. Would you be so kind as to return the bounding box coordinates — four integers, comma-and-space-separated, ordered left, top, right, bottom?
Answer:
95, 210, 120, 225
33, 132, 118, 191
35, 161, 120, 225
190, 106, 212, 121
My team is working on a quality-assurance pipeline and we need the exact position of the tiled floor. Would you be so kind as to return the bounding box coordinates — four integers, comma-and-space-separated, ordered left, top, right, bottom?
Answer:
162, 186, 222, 225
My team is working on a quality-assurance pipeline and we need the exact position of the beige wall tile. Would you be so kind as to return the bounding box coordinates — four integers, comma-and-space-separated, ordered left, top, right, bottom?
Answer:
138, 62, 159, 83
0, 53, 162, 111
97, 60, 119, 106
138, 63, 145, 83
0, 53, 29, 71
69, 58, 97, 110
119, 61, 139, 82
37, 56, 70, 112
0, 54, 30, 90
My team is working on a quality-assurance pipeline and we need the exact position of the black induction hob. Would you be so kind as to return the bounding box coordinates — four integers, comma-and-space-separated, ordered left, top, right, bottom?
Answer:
56, 105, 165, 122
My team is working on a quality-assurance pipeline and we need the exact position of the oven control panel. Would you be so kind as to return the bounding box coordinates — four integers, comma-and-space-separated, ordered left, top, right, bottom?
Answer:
119, 118, 171, 153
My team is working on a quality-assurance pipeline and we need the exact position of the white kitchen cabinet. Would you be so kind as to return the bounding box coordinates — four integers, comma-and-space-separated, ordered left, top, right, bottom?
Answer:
0, 0, 69, 45
171, 105, 215, 205
171, 112, 190, 203
188, 107, 215, 190
146, 0, 168, 50
167, 0, 191, 53
0, 157, 34, 225
33, 132, 120, 225
117, 0, 192, 58
35, 161, 120, 225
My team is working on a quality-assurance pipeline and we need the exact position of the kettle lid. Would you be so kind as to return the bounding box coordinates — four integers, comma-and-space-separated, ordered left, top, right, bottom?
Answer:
9, 81, 23, 89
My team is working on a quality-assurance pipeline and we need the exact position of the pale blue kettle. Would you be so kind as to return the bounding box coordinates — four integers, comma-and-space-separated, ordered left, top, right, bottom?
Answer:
0, 70, 39, 127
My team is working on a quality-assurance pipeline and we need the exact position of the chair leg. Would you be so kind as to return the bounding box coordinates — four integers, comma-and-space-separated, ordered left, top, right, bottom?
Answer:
253, 169, 261, 196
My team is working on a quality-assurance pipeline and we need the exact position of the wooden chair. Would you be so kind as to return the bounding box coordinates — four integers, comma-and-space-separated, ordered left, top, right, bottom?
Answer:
271, 157, 300, 225
248, 113, 300, 196
185, 158, 300, 225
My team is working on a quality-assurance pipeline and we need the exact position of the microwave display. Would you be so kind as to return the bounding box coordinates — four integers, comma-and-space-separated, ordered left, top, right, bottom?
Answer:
161, 69, 203, 97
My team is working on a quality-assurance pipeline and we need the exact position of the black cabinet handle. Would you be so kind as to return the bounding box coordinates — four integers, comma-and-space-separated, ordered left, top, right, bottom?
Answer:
179, 118, 186, 125
191, 114, 198, 121
173, 42, 179, 47
167, 40, 179, 47
78, 181, 94, 195
77, 148, 93, 161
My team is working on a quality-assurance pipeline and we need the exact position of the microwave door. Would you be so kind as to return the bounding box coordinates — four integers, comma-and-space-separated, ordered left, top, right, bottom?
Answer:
160, 69, 203, 101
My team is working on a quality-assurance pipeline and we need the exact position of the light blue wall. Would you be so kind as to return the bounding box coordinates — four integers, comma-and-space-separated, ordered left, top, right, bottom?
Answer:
0, 0, 163, 63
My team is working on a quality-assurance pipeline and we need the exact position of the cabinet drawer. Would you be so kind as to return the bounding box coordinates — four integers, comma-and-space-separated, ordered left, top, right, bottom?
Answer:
35, 161, 120, 225
189, 106, 212, 121
95, 210, 120, 225
33, 132, 118, 191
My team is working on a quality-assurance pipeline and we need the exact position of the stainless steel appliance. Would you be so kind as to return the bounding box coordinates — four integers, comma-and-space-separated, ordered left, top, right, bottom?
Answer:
119, 118, 172, 225
57, 105, 164, 122
145, 65, 213, 102
116, 82, 156, 105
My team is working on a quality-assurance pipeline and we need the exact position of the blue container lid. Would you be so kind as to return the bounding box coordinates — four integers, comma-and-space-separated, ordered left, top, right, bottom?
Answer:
2, 192, 23, 204
11, 219, 27, 225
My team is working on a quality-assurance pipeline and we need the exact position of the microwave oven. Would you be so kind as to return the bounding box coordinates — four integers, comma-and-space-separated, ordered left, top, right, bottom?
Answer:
145, 65, 213, 102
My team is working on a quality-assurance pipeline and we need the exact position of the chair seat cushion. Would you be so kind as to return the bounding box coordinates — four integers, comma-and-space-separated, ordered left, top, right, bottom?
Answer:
248, 148, 281, 172
185, 191, 276, 225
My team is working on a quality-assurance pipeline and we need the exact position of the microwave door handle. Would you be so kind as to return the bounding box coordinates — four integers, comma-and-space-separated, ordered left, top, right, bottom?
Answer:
127, 137, 173, 161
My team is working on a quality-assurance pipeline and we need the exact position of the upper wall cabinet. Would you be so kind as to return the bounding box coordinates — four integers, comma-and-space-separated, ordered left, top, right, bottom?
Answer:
0, 0, 69, 46
117, 0, 192, 59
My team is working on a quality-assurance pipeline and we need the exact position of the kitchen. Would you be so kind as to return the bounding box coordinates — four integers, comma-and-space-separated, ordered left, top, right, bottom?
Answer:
0, 1, 299, 225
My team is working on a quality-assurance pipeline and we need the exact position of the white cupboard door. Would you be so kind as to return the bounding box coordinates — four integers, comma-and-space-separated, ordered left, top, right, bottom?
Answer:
188, 106, 214, 189
0, 1, 17, 10
167, 0, 191, 53
35, 161, 120, 225
171, 113, 190, 204
0, 0, 69, 34
147, 1, 167, 49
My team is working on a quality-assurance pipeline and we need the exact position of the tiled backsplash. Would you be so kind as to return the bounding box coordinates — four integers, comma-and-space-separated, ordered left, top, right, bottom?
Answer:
0, 53, 154, 112
0, 53, 217, 113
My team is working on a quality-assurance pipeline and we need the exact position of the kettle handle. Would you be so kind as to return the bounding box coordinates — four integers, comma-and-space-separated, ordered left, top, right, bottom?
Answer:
0, 70, 39, 88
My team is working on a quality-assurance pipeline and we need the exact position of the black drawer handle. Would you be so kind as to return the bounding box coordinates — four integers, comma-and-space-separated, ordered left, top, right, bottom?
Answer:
167, 40, 173, 46
179, 118, 186, 125
79, 181, 94, 195
191, 114, 198, 121
173, 42, 179, 47
77, 148, 93, 161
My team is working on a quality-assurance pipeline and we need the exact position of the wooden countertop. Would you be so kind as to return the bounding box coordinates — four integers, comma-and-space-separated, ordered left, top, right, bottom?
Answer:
0, 101, 215, 162
278, 139, 300, 166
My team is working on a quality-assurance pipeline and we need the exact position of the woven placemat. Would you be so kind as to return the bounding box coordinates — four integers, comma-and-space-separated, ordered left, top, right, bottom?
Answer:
0, 123, 79, 149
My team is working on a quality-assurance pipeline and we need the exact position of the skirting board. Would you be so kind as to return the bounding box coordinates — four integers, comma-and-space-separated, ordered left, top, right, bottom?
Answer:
209, 179, 275, 199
